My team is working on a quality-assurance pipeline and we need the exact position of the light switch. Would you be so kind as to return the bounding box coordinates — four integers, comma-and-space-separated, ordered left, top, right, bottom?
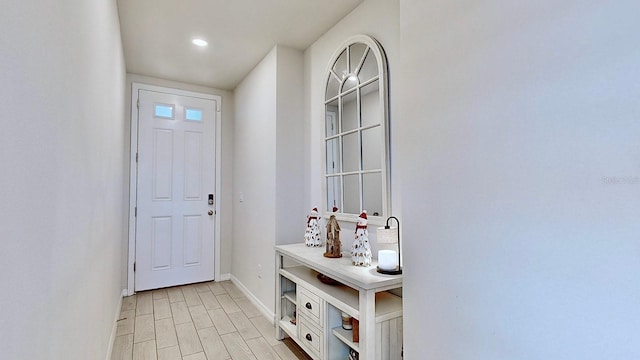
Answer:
239, 192, 244, 202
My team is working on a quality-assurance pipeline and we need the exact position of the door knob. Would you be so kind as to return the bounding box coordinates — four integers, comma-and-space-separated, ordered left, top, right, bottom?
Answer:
208, 210, 214, 216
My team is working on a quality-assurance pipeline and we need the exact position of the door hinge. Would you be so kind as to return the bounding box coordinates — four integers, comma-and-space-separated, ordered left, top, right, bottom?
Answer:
136, 152, 138, 162
134, 207, 137, 217
133, 262, 136, 272
136, 98, 140, 109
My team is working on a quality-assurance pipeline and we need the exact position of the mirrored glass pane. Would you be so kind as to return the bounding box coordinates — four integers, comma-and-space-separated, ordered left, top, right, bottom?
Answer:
349, 43, 367, 73
342, 75, 358, 92
343, 174, 360, 214
358, 51, 379, 83
326, 176, 342, 213
325, 99, 339, 137
342, 132, 360, 172
361, 80, 380, 127
325, 138, 341, 174
332, 49, 348, 80
362, 126, 382, 171
154, 104, 174, 119
341, 90, 358, 132
363, 173, 383, 217
185, 108, 203, 122
326, 73, 340, 100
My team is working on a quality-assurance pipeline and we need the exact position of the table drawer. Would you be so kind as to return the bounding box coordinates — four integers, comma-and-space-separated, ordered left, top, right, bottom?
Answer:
298, 315, 323, 357
298, 287, 321, 325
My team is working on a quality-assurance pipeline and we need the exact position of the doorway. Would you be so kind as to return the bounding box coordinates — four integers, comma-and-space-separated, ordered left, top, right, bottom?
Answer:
128, 83, 222, 294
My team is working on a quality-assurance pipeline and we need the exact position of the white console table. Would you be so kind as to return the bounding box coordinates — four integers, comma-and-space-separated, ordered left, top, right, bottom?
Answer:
275, 243, 403, 360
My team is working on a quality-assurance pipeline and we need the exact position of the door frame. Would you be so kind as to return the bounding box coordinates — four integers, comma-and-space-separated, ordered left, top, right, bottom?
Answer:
127, 83, 222, 295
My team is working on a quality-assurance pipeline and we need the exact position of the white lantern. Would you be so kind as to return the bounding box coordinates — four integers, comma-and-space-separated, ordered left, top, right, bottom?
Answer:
375, 217, 402, 275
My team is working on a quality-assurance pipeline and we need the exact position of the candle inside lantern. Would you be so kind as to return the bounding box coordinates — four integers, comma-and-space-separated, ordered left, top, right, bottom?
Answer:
378, 250, 397, 270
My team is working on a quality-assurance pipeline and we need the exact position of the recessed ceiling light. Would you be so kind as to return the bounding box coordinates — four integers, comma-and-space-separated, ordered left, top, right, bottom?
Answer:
192, 38, 208, 47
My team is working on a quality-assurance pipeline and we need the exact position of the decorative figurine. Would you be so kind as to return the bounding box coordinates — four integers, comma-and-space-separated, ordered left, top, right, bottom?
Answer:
323, 208, 341, 258
304, 207, 322, 247
351, 211, 372, 266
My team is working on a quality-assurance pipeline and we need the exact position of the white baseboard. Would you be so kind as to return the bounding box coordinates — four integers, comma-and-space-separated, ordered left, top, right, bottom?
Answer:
230, 275, 275, 324
218, 273, 231, 281
106, 289, 126, 360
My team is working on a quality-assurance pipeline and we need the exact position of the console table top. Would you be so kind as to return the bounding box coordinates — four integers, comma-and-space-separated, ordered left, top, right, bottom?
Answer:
275, 243, 403, 291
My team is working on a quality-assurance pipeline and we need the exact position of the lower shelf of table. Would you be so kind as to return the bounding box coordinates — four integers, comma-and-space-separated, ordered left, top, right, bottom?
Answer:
279, 316, 296, 338
280, 266, 403, 321
332, 326, 359, 352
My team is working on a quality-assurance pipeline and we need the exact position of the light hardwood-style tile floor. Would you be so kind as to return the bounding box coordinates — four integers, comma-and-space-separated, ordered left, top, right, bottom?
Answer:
112, 281, 312, 360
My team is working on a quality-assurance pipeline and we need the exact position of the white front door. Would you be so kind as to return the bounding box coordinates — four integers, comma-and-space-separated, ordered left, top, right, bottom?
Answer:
134, 88, 217, 291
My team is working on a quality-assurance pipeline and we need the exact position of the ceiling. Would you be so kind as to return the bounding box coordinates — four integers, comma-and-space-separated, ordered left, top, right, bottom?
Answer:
117, 0, 364, 90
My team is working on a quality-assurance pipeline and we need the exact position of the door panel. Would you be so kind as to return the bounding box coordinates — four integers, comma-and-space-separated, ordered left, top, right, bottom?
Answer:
184, 131, 203, 200
153, 129, 174, 200
151, 216, 172, 270
183, 215, 203, 266
135, 89, 216, 291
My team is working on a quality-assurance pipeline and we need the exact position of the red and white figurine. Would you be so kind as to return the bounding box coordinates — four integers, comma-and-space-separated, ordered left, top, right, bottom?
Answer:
304, 207, 322, 247
351, 211, 372, 266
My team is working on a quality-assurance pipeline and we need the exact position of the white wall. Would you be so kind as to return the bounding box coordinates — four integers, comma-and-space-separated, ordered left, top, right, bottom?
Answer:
399, 0, 640, 358
123, 73, 235, 283
276, 46, 306, 247
0, 0, 127, 358
233, 45, 304, 315
303, 0, 400, 246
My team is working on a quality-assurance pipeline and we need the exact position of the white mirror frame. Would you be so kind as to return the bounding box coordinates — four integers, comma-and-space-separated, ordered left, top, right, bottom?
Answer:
322, 34, 390, 225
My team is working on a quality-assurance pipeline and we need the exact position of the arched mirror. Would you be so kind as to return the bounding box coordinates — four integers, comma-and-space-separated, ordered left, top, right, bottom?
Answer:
323, 35, 390, 223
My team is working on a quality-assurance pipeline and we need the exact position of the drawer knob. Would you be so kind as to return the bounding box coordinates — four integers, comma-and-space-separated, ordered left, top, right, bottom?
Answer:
306, 333, 313, 341
305, 302, 312, 310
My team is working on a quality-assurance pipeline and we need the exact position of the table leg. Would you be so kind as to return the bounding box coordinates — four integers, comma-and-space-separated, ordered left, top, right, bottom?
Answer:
359, 289, 376, 359
275, 252, 284, 340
